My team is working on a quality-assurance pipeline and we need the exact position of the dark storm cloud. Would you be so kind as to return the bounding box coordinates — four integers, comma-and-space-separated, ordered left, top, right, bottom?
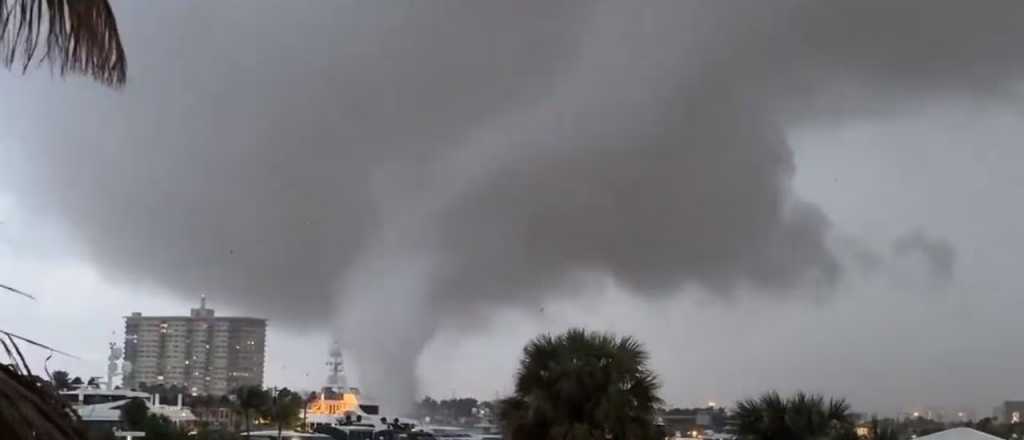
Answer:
893, 230, 957, 284
0, 0, 589, 322
3, 0, 1024, 408
425, 0, 1024, 315
433, 93, 838, 312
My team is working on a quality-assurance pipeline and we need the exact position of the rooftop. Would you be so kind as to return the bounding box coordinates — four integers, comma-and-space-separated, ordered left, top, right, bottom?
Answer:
125, 296, 266, 321
918, 428, 1004, 440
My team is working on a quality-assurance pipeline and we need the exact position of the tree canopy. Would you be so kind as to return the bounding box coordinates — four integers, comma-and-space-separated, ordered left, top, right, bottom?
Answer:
120, 398, 149, 431
51, 370, 71, 391
264, 388, 305, 429
734, 391, 854, 440
416, 396, 484, 421
232, 384, 270, 434
499, 328, 662, 440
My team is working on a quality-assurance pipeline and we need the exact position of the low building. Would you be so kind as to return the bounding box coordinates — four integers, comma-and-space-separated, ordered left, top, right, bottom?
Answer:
993, 401, 1024, 424
855, 422, 871, 438
61, 386, 197, 438
661, 407, 727, 435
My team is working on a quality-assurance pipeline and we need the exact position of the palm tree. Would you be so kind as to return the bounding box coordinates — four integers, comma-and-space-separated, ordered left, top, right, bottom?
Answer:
233, 385, 269, 436
734, 391, 853, 440
264, 388, 305, 436
499, 328, 662, 440
303, 391, 318, 429
51, 370, 71, 391
0, 0, 127, 86
120, 398, 149, 431
870, 418, 902, 440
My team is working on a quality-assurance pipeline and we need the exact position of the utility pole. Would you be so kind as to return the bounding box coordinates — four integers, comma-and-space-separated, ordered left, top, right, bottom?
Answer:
274, 386, 282, 440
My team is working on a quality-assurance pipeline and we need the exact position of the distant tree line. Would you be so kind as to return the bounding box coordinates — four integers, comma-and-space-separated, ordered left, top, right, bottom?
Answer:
49, 370, 87, 392
733, 391, 857, 440
864, 414, 1024, 440
416, 396, 495, 422
111, 384, 309, 439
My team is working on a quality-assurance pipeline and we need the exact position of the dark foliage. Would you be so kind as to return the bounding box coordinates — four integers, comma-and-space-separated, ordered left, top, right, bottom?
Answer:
499, 328, 662, 440
232, 384, 269, 434
120, 397, 149, 430
734, 391, 853, 440
52, 370, 71, 391
0, 351, 87, 439
0, 0, 126, 85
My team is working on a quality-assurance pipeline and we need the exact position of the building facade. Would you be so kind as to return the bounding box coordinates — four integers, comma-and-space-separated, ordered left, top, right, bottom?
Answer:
123, 298, 266, 395
994, 401, 1024, 424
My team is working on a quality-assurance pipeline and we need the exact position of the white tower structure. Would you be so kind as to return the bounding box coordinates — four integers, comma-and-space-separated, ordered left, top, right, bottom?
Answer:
326, 339, 346, 390
106, 342, 124, 390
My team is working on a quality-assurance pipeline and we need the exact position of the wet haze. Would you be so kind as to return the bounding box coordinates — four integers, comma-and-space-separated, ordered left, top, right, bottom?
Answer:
2, 0, 1024, 416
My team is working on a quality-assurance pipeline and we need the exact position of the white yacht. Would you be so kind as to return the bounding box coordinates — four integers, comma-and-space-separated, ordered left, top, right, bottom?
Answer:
60, 385, 151, 408
304, 341, 429, 438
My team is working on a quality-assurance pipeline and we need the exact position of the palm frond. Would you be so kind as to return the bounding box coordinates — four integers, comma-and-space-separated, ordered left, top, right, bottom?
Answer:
502, 328, 661, 440
0, 328, 78, 359
734, 391, 853, 440
0, 282, 34, 300
1, 0, 126, 86
0, 336, 87, 440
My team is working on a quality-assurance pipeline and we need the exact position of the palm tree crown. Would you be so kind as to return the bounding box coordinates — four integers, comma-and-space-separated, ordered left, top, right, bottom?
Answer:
499, 328, 662, 440
734, 391, 854, 440
1, 0, 126, 86
233, 384, 269, 435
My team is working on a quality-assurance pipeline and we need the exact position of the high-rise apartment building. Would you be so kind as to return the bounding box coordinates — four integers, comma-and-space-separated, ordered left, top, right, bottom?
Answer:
123, 297, 266, 395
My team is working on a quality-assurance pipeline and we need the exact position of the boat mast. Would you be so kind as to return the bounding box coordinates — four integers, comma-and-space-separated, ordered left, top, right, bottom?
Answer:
326, 339, 346, 390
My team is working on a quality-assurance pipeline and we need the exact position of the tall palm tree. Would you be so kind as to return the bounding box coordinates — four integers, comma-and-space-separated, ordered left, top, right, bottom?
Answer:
499, 328, 662, 440
870, 418, 902, 440
233, 385, 269, 436
735, 391, 853, 440
0, 0, 126, 86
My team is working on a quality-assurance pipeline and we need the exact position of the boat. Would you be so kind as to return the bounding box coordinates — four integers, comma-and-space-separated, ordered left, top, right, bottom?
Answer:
60, 385, 151, 407
422, 425, 502, 440
304, 341, 405, 433
313, 423, 375, 440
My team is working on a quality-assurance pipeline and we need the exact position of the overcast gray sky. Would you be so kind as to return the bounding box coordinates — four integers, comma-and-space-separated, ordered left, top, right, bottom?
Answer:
2, 0, 1024, 417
